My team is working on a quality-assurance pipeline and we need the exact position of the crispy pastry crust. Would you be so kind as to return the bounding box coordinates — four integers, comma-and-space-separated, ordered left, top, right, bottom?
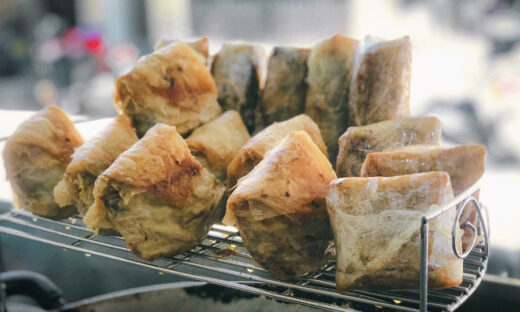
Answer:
3, 105, 83, 219
361, 144, 486, 248
211, 43, 266, 133
361, 145, 486, 195
227, 131, 336, 279
186, 110, 250, 182
260, 46, 310, 125
348, 36, 412, 126
304, 35, 359, 163
53, 115, 138, 216
336, 116, 442, 177
226, 114, 328, 190
326, 172, 462, 291
155, 37, 210, 62
83, 124, 224, 261
115, 41, 221, 137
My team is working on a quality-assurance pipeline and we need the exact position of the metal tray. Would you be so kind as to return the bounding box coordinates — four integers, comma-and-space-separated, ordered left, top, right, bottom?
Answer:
0, 175, 489, 312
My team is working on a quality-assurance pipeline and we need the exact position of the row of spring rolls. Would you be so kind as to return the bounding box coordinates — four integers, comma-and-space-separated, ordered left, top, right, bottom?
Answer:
228, 35, 412, 162
3, 35, 484, 291
110, 34, 413, 183
113, 35, 411, 166
4, 38, 254, 258
4, 105, 251, 260
224, 114, 485, 290
211, 35, 412, 165
3, 104, 485, 291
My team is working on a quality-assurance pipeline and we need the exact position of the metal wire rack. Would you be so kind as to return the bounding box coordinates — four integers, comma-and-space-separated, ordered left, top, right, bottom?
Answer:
0, 175, 489, 312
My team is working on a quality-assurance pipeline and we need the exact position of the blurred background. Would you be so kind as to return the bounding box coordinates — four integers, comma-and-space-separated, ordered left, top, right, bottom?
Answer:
0, 0, 519, 297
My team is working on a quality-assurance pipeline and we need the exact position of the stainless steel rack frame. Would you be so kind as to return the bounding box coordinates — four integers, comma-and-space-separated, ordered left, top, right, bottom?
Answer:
0, 175, 488, 312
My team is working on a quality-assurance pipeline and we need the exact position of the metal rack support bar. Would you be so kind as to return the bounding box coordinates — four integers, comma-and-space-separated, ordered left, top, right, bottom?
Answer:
420, 217, 429, 312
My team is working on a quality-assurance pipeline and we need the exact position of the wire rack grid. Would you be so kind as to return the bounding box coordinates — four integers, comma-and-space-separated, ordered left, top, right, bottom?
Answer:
0, 175, 488, 312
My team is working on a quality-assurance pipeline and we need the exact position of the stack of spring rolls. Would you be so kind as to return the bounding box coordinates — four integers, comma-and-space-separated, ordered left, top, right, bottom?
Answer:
3, 35, 486, 291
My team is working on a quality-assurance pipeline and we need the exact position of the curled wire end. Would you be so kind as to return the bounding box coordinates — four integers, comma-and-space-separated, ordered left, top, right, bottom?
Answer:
452, 196, 489, 259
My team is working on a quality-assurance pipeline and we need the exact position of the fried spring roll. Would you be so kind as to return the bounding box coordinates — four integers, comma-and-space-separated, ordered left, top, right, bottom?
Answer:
83, 124, 225, 261
211, 43, 266, 133
226, 114, 327, 191
361, 144, 486, 248
336, 116, 442, 177
115, 41, 221, 137
304, 35, 359, 163
326, 172, 462, 291
361, 145, 486, 195
3, 106, 83, 219
260, 47, 310, 125
186, 110, 250, 182
53, 115, 138, 216
227, 131, 336, 279
348, 36, 412, 126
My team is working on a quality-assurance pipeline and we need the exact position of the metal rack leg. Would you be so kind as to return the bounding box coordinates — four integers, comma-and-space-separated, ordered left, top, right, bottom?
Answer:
420, 217, 429, 312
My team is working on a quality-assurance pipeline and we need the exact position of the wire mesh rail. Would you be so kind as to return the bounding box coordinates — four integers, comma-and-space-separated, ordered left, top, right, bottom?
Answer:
0, 207, 488, 312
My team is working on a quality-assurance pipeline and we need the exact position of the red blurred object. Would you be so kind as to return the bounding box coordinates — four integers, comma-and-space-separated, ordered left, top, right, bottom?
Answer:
62, 26, 106, 58
60, 26, 109, 72
85, 37, 104, 56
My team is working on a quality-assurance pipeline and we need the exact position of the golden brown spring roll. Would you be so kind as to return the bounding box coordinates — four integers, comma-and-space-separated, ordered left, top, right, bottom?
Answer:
83, 124, 225, 261
227, 131, 336, 279
226, 114, 328, 191
155, 37, 210, 64
115, 41, 221, 137
211, 43, 266, 133
186, 110, 250, 182
361, 144, 486, 248
3, 106, 83, 219
336, 116, 442, 177
260, 46, 310, 125
361, 145, 486, 195
304, 35, 359, 163
326, 172, 462, 291
348, 36, 412, 126
53, 115, 138, 216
